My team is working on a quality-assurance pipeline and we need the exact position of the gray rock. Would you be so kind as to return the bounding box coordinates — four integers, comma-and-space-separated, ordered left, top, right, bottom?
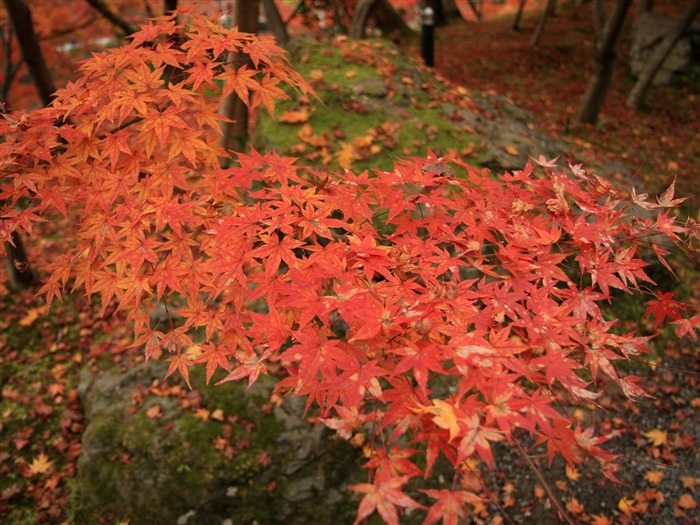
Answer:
629, 12, 700, 86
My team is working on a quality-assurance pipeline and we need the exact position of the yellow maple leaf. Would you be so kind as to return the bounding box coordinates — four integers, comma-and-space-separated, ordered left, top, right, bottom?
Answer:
591, 514, 613, 525
680, 476, 697, 490
336, 142, 355, 170
643, 428, 668, 447
505, 145, 519, 156
618, 496, 637, 516
533, 485, 546, 500
421, 399, 460, 442
29, 453, 53, 475
279, 109, 310, 124
677, 494, 697, 510
565, 464, 580, 481
565, 497, 585, 515
644, 470, 664, 484
19, 306, 48, 327
309, 69, 324, 82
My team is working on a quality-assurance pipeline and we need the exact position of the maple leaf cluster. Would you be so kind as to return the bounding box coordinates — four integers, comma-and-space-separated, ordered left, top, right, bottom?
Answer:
2, 9, 699, 525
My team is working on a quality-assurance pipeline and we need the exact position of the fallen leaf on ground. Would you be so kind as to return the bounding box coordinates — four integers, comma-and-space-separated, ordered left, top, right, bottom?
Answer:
643, 428, 668, 447
29, 453, 54, 475
677, 494, 697, 510
644, 470, 664, 484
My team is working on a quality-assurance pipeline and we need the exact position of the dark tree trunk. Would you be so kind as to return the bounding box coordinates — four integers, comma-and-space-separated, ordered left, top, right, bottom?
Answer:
530, 0, 556, 47
627, 0, 700, 109
262, 0, 289, 47
5, 231, 35, 291
3, 0, 56, 106
513, 0, 527, 31
1, 23, 22, 102
638, 0, 654, 17
577, 0, 632, 124
219, 0, 260, 161
592, 0, 605, 40
2, 0, 54, 290
350, 0, 415, 40
441, 0, 462, 22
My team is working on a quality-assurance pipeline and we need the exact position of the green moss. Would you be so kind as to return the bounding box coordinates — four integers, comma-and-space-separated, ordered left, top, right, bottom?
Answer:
72, 363, 288, 525
252, 37, 483, 174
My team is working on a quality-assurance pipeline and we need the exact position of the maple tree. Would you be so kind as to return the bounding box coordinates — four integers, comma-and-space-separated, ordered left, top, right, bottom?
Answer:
2, 6, 700, 525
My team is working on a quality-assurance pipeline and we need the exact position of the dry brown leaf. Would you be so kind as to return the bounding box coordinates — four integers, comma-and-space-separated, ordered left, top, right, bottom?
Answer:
145, 404, 162, 419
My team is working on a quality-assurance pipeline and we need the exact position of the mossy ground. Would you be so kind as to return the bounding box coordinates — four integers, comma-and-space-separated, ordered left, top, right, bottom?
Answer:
252, 36, 483, 174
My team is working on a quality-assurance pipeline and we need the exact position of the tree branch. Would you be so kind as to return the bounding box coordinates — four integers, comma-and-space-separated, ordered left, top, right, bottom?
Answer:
3, 0, 57, 106
85, 0, 137, 36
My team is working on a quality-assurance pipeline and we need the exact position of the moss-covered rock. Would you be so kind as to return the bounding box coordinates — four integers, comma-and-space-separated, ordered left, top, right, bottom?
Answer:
253, 35, 560, 174
75, 362, 363, 525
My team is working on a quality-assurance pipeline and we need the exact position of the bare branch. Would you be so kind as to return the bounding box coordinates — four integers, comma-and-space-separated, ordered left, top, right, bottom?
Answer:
85, 0, 137, 36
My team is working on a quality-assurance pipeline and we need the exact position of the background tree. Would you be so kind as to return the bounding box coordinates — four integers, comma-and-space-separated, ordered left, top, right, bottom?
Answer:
577, 0, 632, 124
349, 0, 415, 40
263, 0, 290, 47
512, 0, 527, 30
627, 0, 700, 110
2, 0, 58, 290
219, 0, 260, 159
530, 0, 556, 46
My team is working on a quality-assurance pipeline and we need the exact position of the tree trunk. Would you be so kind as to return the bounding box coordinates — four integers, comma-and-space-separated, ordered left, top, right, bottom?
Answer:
350, 0, 415, 40
530, 0, 556, 47
2, 0, 53, 290
262, 0, 289, 47
637, 0, 654, 17
5, 231, 35, 291
627, 0, 700, 109
513, 0, 527, 31
577, 0, 632, 124
219, 0, 259, 162
592, 0, 605, 40
3, 0, 56, 106
441, 0, 462, 22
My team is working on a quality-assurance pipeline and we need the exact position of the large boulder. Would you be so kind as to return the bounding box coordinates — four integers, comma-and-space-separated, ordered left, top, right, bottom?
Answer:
629, 12, 700, 87
75, 361, 363, 525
